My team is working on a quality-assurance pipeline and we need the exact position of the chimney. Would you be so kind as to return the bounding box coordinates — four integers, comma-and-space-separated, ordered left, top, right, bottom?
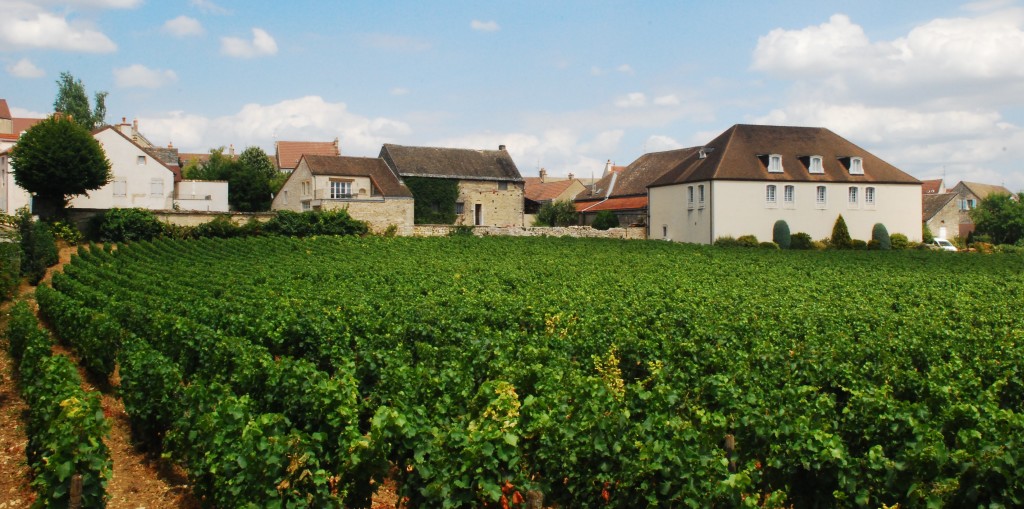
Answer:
539, 168, 547, 183
229, 144, 235, 157
568, 172, 575, 181
333, 137, 340, 154
498, 144, 506, 151
602, 159, 613, 177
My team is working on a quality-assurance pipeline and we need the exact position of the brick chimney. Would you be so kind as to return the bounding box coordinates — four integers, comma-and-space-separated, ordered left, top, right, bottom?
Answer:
539, 168, 547, 183
498, 144, 506, 151
567, 172, 575, 181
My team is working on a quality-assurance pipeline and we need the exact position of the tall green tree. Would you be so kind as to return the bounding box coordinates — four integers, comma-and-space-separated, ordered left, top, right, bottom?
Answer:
830, 214, 852, 249
53, 71, 108, 129
229, 147, 275, 212
10, 115, 111, 218
970, 192, 1024, 245
182, 147, 239, 181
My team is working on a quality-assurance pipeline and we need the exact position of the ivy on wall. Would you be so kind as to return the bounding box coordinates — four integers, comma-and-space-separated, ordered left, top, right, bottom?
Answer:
405, 177, 459, 224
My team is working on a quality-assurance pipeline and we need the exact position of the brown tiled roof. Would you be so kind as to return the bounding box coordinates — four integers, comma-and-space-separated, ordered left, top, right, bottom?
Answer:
524, 178, 579, 202
921, 179, 943, 194
276, 140, 339, 170
922, 193, 956, 221
0, 100, 10, 120
958, 181, 1013, 200
650, 124, 920, 188
380, 143, 523, 182
577, 147, 699, 200
13, 118, 43, 133
575, 196, 648, 212
0, 133, 18, 142
301, 154, 413, 198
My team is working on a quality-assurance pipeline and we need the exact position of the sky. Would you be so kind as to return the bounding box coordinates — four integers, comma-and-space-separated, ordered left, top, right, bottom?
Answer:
3, 0, 1024, 191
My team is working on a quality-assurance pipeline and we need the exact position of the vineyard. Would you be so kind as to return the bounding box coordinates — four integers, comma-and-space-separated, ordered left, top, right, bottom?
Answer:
29, 235, 1024, 507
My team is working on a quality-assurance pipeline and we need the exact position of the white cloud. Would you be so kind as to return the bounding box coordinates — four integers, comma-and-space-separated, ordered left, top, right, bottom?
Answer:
2, 9, 117, 52
7, 58, 44, 78
35, 0, 141, 7
190, 0, 229, 15
221, 28, 278, 58
138, 96, 412, 157
163, 15, 203, 37
654, 94, 680, 106
615, 92, 647, 108
644, 135, 683, 152
114, 64, 178, 89
470, 20, 500, 32
390, 87, 410, 96
11, 106, 48, 118
616, 64, 634, 74
590, 66, 606, 76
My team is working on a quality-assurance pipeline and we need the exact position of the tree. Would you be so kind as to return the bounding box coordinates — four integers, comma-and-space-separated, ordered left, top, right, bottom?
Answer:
871, 223, 891, 250
970, 192, 1024, 245
229, 147, 275, 212
53, 71, 107, 129
591, 210, 619, 230
183, 147, 238, 181
772, 220, 791, 249
9, 115, 111, 218
830, 214, 852, 249
535, 200, 578, 226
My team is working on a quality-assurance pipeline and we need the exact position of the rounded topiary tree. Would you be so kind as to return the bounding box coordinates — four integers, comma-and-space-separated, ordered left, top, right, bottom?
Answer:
830, 214, 852, 249
872, 223, 891, 250
591, 210, 619, 230
772, 220, 791, 249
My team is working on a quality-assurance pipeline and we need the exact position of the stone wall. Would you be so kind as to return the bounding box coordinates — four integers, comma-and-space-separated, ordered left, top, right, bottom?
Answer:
67, 208, 275, 231
457, 180, 525, 227
405, 224, 647, 240
322, 198, 414, 233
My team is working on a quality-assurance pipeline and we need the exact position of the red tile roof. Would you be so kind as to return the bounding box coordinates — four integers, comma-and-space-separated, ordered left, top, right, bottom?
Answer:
575, 196, 648, 212
300, 154, 413, 198
0, 133, 19, 141
921, 179, 944, 194
524, 178, 580, 202
0, 99, 10, 120
276, 140, 339, 170
12, 117, 42, 133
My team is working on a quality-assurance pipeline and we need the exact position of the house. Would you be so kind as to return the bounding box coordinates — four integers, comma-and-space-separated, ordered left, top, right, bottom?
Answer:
523, 168, 586, 219
648, 124, 922, 244
0, 99, 44, 212
271, 154, 414, 231
379, 143, 524, 226
275, 139, 340, 173
923, 180, 1013, 239
575, 151, 698, 227
921, 178, 945, 195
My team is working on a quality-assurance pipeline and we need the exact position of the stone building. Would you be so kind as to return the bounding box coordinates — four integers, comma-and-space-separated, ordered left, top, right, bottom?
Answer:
271, 154, 414, 231
379, 143, 524, 226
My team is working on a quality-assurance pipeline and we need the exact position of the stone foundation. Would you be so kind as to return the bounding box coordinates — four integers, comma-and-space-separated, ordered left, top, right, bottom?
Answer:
405, 224, 647, 240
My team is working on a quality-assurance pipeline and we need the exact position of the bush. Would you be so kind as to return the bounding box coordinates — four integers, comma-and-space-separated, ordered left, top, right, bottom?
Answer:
810, 240, 827, 250
96, 208, 165, 242
0, 242, 20, 301
264, 209, 369, 237
890, 233, 909, 250
713, 236, 740, 247
773, 220, 791, 249
737, 235, 759, 247
790, 232, 813, 250
922, 222, 935, 244
381, 224, 399, 238
17, 210, 59, 285
193, 215, 248, 238
449, 224, 475, 237
871, 223, 891, 250
851, 239, 868, 250
830, 215, 852, 249
536, 200, 578, 227
47, 219, 83, 245
591, 211, 619, 230
759, 241, 780, 249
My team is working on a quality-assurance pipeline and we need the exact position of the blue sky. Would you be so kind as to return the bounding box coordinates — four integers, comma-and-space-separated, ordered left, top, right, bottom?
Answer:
3, 0, 1024, 191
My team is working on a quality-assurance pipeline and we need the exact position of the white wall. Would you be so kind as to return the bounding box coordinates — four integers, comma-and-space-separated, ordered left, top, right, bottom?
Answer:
0, 154, 33, 214
652, 180, 922, 244
175, 179, 229, 212
71, 129, 175, 210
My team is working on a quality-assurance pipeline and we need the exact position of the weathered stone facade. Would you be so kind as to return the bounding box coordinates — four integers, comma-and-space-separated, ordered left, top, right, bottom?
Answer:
456, 179, 525, 227
320, 198, 414, 233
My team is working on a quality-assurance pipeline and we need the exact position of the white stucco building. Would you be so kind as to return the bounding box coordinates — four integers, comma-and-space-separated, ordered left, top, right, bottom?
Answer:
648, 124, 922, 244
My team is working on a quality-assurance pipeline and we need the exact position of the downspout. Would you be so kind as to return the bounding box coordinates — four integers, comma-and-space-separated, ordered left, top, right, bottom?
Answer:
708, 180, 714, 244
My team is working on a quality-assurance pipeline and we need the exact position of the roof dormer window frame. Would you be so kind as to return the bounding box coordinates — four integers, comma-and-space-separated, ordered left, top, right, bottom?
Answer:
839, 156, 865, 175
809, 155, 824, 174
767, 153, 783, 173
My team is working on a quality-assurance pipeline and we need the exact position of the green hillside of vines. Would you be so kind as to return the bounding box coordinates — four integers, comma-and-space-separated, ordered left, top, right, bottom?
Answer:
41, 236, 1024, 508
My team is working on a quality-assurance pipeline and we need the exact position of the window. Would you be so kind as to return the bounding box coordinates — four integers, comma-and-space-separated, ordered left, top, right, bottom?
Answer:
960, 198, 976, 210
765, 184, 777, 205
767, 154, 783, 173
498, 181, 508, 191
784, 185, 795, 205
137, 155, 146, 165
865, 187, 875, 207
809, 155, 824, 174
849, 157, 864, 175
283, 190, 288, 205
456, 202, 465, 215
112, 178, 127, 197
662, 225, 668, 239
687, 186, 694, 209
150, 178, 164, 197
302, 201, 311, 211
302, 180, 312, 196
330, 180, 351, 199
698, 185, 705, 208
848, 186, 858, 207
816, 186, 827, 208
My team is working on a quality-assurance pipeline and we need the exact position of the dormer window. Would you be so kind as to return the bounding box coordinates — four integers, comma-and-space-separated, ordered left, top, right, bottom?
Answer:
768, 154, 783, 173
840, 156, 864, 175
809, 155, 824, 174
